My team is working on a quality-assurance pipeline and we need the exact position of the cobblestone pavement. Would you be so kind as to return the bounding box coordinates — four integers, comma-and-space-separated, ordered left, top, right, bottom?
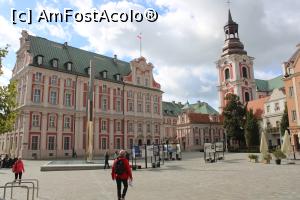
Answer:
1, 152, 300, 200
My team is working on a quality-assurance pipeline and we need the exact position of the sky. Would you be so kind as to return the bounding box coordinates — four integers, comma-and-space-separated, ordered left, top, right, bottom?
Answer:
1, 0, 300, 111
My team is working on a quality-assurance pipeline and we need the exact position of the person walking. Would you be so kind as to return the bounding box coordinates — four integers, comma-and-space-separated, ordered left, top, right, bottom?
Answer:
111, 150, 133, 200
104, 151, 110, 169
12, 156, 25, 184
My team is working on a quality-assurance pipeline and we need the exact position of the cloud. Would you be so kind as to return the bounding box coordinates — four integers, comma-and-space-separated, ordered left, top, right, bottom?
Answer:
0, 15, 21, 51
33, 1, 72, 41
0, 66, 12, 86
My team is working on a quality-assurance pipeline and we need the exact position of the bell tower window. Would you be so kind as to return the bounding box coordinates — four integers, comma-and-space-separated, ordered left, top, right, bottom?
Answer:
245, 92, 250, 102
225, 68, 230, 80
242, 67, 248, 78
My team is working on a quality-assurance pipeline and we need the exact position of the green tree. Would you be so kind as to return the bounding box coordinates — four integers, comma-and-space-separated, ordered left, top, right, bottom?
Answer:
280, 104, 289, 136
0, 46, 18, 134
223, 94, 246, 146
244, 109, 260, 147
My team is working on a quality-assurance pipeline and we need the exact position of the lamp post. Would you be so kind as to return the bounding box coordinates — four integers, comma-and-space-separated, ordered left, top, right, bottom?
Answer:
86, 60, 95, 162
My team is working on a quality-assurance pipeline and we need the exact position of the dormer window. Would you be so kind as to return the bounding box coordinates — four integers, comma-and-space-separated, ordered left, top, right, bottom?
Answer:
115, 74, 120, 81
67, 62, 72, 71
52, 59, 58, 68
37, 55, 43, 65
102, 71, 107, 79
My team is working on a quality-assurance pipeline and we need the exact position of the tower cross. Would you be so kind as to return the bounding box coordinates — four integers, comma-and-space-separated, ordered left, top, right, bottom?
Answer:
226, 0, 231, 8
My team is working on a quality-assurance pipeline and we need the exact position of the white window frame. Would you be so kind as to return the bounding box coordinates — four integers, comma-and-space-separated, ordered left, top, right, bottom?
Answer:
49, 115, 55, 128
65, 93, 71, 107
101, 120, 107, 131
64, 116, 71, 129
63, 136, 71, 150
31, 135, 39, 150
50, 91, 57, 105
33, 88, 41, 103
32, 114, 40, 127
47, 136, 56, 150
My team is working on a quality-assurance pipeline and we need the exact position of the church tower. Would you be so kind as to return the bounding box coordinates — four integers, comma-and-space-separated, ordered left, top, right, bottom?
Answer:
216, 10, 256, 112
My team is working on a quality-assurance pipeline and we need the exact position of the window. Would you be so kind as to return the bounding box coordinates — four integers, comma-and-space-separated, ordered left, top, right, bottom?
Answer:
154, 104, 158, 113
66, 79, 72, 87
245, 92, 250, 102
116, 100, 121, 112
289, 87, 294, 97
65, 93, 71, 107
242, 67, 248, 78
137, 77, 141, 85
276, 121, 280, 128
35, 72, 42, 82
153, 96, 158, 102
267, 105, 270, 113
127, 91, 133, 98
137, 92, 143, 100
146, 93, 150, 101
48, 136, 55, 150
33, 88, 41, 103
101, 120, 107, 131
101, 138, 107, 149
32, 114, 40, 127
49, 115, 55, 128
50, 91, 57, 104
102, 98, 107, 111
102, 85, 107, 93
37, 56, 43, 65
67, 63, 72, 71
116, 74, 120, 81
117, 88, 121, 96
225, 68, 230, 80
51, 76, 57, 85
63, 137, 70, 150
115, 138, 121, 149
102, 71, 107, 79
128, 138, 133, 149
31, 136, 39, 150
128, 101, 134, 112
146, 103, 151, 113
64, 116, 71, 129
292, 110, 297, 121
145, 78, 149, 86
275, 103, 280, 111
154, 124, 159, 133
52, 59, 58, 68
195, 139, 199, 145
138, 123, 143, 132
146, 124, 151, 133
137, 102, 143, 112
128, 122, 133, 132
116, 121, 121, 131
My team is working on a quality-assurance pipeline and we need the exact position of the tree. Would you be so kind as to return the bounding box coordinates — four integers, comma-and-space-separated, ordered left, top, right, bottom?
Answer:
244, 109, 260, 147
0, 46, 18, 134
0, 45, 8, 75
280, 104, 289, 136
223, 94, 246, 146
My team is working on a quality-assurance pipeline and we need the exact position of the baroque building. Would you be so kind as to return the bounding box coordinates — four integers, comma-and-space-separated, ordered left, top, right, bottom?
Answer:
283, 44, 300, 151
0, 30, 163, 159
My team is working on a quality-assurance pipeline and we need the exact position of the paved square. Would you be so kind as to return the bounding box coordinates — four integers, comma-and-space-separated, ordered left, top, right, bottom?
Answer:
1, 152, 300, 200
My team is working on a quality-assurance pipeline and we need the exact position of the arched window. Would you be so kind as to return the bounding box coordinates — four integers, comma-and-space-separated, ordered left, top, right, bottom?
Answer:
138, 139, 143, 146
242, 67, 248, 78
245, 92, 250, 102
225, 68, 230, 80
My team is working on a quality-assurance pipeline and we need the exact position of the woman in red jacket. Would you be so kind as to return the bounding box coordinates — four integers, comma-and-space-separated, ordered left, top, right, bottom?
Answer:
12, 156, 25, 184
111, 150, 133, 200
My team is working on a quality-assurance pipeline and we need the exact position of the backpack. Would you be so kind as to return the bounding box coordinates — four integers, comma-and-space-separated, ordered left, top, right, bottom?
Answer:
115, 159, 125, 175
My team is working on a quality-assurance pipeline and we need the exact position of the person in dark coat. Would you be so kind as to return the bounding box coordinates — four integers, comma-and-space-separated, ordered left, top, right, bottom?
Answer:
111, 150, 133, 200
104, 151, 110, 169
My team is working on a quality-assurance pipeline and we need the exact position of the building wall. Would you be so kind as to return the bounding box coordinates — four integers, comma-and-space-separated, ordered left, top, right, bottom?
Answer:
176, 112, 224, 151
283, 46, 300, 151
263, 88, 286, 147
0, 40, 163, 159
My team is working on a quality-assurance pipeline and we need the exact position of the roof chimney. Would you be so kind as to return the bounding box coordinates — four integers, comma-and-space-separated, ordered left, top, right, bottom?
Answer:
113, 54, 117, 63
63, 42, 68, 48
